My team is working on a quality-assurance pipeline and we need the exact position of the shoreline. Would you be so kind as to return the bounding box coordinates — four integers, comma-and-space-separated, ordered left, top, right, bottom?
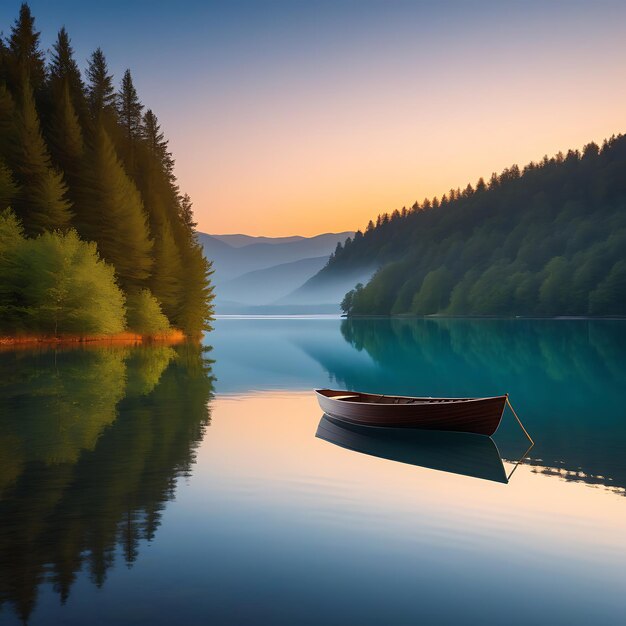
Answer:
0, 329, 187, 347
343, 314, 626, 320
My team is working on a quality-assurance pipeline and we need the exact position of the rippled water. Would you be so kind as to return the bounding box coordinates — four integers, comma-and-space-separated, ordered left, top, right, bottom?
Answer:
0, 318, 625, 625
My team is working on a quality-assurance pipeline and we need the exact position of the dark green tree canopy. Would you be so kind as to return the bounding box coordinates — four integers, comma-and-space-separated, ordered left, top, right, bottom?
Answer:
48, 27, 85, 111
333, 135, 626, 317
89, 124, 153, 289
9, 79, 72, 233
0, 5, 213, 336
142, 109, 174, 177
117, 69, 143, 140
6, 3, 46, 93
86, 48, 116, 119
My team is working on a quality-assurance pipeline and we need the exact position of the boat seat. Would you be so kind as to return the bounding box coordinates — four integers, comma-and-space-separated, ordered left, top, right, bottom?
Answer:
334, 395, 360, 401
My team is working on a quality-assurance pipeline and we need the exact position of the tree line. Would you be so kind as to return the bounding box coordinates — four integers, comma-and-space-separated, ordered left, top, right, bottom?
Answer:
331, 135, 626, 316
0, 4, 213, 337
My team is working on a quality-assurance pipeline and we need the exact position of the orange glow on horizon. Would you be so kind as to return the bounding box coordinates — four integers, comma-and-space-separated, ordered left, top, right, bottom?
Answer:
177, 62, 626, 237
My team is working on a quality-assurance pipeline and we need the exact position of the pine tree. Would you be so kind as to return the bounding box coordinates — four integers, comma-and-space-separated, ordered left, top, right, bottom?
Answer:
88, 124, 152, 289
117, 69, 143, 172
0, 5, 215, 336
47, 82, 84, 171
150, 221, 183, 321
6, 3, 46, 95
46, 82, 89, 229
118, 70, 143, 141
47, 27, 87, 119
0, 39, 7, 84
0, 82, 16, 158
86, 48, 115, 120
178, 193, 197, 234
10, 78, 72, 234
0, 163, 18, 210
136, 108, 175, 231
136, 109, 181, 308
141, 109, 174, 177
176, 243, 213, 336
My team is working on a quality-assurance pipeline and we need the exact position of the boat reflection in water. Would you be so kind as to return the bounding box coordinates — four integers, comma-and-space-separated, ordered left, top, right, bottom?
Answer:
316, 414, 513, 484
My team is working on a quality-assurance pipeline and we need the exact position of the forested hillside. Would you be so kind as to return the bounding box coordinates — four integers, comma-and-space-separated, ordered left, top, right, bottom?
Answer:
0, 4, 213, 338
329, 135, 626, 316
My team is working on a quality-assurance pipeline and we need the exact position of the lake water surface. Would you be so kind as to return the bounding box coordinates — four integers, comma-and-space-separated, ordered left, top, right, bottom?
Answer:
1, 318, 625, 625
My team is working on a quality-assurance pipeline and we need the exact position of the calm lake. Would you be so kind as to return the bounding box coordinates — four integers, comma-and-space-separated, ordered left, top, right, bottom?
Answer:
1, 318, 625, 625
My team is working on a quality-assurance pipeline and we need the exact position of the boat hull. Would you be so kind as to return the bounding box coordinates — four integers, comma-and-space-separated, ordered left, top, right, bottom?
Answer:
315, 389, 507, 436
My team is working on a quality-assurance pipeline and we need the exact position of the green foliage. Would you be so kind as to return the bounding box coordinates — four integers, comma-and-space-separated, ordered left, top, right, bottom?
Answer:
5, 3, 46, 94
47, 82, 84, 169
589, 261, 626, 316
47, 27, 85, 113
9, 79, 72, 233
178, 193, 197, 232
150, 221, 183, 321
0, 83, 16, 157
0, 208, 28, 328
85, 47, 116, 119
539, 257, 571, 315
117, 69, 143, 171
0, 7, 214, 336
411, 267, 454, 314
142, 109, 174, 176
0, 211, 126, 336
126, 288, 171, 335
328, 136, 626, 317
0, 161, 18, 209
341, 282, 363, 315
88, 125, 153, 289
175, 244, 215, 335
0, 207, 23, 244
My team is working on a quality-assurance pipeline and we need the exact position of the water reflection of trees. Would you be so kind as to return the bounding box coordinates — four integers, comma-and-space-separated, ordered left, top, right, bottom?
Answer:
0, 343, 215, 623
335, 318, 626, 495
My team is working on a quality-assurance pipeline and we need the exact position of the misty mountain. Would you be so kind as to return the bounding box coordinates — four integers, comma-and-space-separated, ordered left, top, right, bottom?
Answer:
198, 231, 353, 283
219, 256, 330, 305
198, 231, 354, 312
211, 234, 306, 247
277, 265, 376, 307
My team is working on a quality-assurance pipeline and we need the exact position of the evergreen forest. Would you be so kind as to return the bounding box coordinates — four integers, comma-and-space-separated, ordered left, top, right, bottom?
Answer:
0, 4, 213, 338
331, 135, 626, 316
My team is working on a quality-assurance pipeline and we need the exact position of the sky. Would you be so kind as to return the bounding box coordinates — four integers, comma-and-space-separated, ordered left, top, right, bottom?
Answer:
1, 1, 626, 236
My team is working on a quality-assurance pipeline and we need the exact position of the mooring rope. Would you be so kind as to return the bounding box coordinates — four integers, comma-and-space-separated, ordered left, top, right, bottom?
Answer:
501, 396, 535, 482
506, 394, 534, 445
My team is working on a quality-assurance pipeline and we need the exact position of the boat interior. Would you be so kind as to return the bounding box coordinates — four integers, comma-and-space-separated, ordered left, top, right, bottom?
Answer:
317, 390, 472, 405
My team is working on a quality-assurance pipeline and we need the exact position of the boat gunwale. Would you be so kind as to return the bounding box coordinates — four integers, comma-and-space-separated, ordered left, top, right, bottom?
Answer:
315, 389, 507, 406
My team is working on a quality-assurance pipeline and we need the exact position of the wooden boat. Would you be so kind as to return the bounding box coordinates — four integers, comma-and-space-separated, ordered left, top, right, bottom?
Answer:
316, 415, 508, 483
315, 389, 508, 436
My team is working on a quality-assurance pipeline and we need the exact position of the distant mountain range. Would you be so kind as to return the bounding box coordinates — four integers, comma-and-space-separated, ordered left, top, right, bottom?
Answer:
198, 231, 373, 313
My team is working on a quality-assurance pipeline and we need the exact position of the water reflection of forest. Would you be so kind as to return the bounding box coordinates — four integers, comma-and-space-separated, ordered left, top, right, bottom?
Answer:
0, 343, 215, 623
333, 319, 626, 495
